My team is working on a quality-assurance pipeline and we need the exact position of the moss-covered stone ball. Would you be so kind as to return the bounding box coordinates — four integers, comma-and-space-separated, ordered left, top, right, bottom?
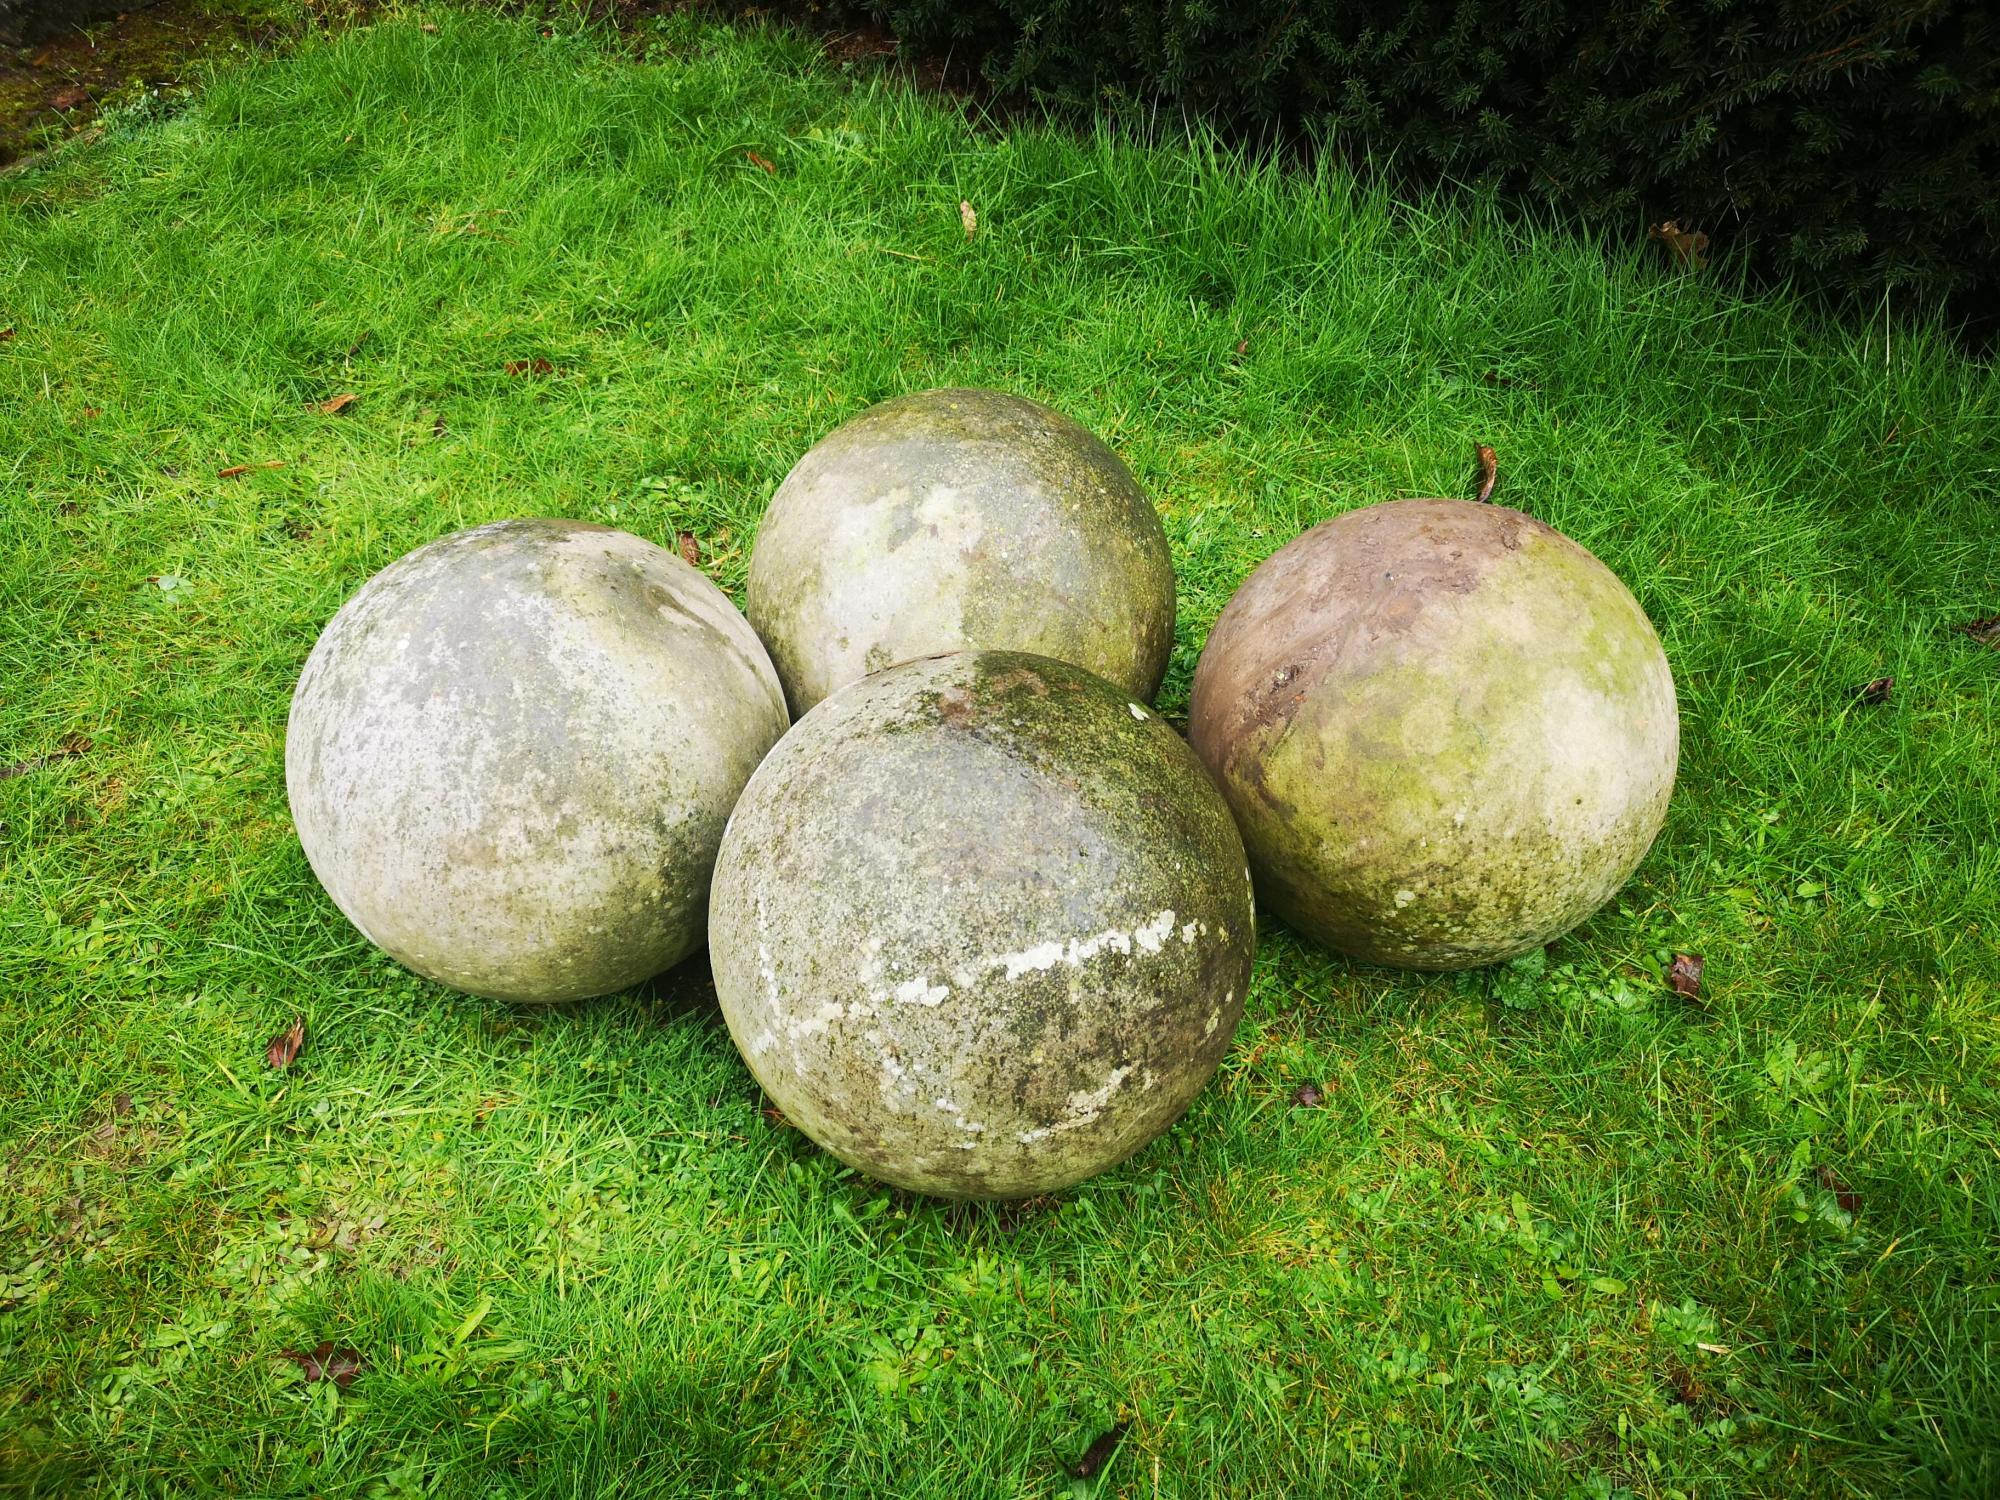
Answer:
746, 388, 1176, 716
1189, 499, 1677, 970
709, 650, 1254, 1199
287, 519, 789, 1003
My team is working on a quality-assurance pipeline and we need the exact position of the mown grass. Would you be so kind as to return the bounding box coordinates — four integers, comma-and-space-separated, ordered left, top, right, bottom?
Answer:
2, 8, 1998, 1496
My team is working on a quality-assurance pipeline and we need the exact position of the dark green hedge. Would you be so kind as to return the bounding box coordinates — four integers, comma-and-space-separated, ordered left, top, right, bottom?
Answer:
868, 0, 1999, 314
0, 0, 134, 47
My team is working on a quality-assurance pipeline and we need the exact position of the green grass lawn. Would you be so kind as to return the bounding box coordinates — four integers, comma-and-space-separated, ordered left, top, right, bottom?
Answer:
3, 8, 1998, 1496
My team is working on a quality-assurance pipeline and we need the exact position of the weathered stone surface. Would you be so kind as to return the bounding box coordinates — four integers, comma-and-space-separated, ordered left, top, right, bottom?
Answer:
710, 651, 1254, 1199
287, 519, 788, 1003
1188, 499, 1677, 970
747, 388, 1176, 716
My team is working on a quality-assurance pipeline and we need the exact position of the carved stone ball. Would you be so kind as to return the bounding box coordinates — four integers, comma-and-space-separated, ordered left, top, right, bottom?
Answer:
747, 388, 1176, 715
287, 519, 789, 1002
709, 650, 1255, 1199
1189, 499, 1677, 970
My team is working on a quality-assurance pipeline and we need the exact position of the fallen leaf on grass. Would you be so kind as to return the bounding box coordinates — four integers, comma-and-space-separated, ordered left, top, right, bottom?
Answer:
266, 1018, 305, 1071
152, 574, 184, 592
1665, 953, 1704, 1002
279, 1341, 364, 1387
960, 200, 977, 241
1666, 1362, 1703, 1407
50, 86, 89, 112
80, 406, 100, 419
1817, 1165, 1860, 1215
218, 461, 284, 478
1472, 443, 1498, 504
1070, 1422, 1128, 1480
0, 328, 14, 341
1952, 613, 2000, 646
1649, 220, 1709, 269
745, 151, 776, 174
1290, 1082, 1325, 1108
1695, 1341, 1732, 1356
503, 358, 554, 377
1234, 338, 1250, 357
432, 415, 448, 438
317, 392, 358, 415
1850, 676, 1893, 705
677, 532, 701, 567
0, 732, 92, 782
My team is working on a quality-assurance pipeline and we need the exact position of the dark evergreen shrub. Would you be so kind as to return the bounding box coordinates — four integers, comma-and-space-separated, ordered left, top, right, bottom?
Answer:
869, 0, 1999, 312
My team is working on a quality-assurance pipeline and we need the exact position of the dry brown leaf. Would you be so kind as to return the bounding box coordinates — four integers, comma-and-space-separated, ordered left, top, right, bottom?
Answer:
0, 732, 91, 782
0, 327, 15, 341
1235, 338, 1250, 357
746, 151, 776, 175
50, 86, 89, 112
959, 200, 977, 241
218, 461, 284, 478
1473, 443, 1499, 504
1649, 220, 1710, 269
677, 532, 701, 567
1817, 1165, 1860, 1215
1666, 952, 1704, 1002
1850, 676, 1894, 706
1291, 1082, 1325, 1108
1071, 1422, 1129, 1480
266, 1017, 305, 1071
279, 1341, 364, 1387
318, 392, 358, 416
1952, 613, 2000, 646
504, 358, 554, 377
80, 406, 101, 420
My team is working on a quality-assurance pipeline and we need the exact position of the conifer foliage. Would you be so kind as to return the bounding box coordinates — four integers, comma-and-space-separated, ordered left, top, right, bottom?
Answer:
873, 0, 1998, 309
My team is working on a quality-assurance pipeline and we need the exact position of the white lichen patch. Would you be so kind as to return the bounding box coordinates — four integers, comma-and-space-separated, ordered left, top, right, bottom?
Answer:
1015, 1063, 1137, 1144
1133, 909, 1177, 953
893, 976, 951, 1006
788, 999, 847, 1040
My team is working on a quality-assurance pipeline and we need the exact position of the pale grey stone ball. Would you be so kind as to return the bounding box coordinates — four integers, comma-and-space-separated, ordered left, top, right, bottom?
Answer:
287, 519, 788, 1002
747, 388, 1175, 716
710, 651, 1254, 1199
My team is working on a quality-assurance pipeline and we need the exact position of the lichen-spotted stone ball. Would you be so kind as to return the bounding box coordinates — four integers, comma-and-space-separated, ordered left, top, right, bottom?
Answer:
746, 388, 1176, 716
709, 651, 1254, 1199
287, 519, 789, 1003
1188, 499, 1677, 970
